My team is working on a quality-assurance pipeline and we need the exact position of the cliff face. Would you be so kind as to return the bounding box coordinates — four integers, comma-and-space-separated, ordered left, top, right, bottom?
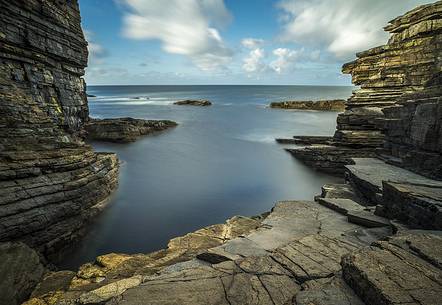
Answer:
287, 1, 442, 176
0, 0, 118, 258
338, 2, 442, 148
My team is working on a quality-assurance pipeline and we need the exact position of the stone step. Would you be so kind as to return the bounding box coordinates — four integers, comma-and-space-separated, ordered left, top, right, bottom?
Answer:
342, 232, 442, 305
318, 183, 365, 204
347, 210, 391, 228
345, 158, 442, 205
317, 198, 366, 215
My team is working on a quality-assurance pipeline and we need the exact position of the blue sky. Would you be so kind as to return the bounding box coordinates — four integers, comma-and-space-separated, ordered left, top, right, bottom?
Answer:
79, 0, 431, 85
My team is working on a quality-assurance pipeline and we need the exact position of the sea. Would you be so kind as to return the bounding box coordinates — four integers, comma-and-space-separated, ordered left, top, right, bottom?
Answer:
59, 85, 354, 269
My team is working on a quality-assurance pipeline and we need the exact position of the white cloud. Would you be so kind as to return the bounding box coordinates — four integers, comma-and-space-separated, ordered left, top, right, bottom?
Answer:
277, 0, 432, 59
242, 48, 267, 74
121, 0, 233, 71
270, 48, 303, 74
84, 30, 107, 65
241, 38, 265, 49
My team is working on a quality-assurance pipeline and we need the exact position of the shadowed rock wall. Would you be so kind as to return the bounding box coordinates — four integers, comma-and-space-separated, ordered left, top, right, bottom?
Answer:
0, 0, 118, 258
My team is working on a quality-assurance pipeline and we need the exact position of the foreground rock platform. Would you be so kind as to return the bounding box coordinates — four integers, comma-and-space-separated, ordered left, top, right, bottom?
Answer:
85, 118, 177, 143
342, 232, 442, 305
23, 199, 393, 305
270, 100, 345, 111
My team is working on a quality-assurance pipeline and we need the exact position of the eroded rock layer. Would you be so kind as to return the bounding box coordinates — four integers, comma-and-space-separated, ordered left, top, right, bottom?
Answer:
0, 0, 118, 257
286, 1, 442, 175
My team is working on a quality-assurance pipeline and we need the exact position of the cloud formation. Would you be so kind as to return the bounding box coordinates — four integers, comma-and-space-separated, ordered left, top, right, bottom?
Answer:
242, 48, 267, 74
277, 0, 431, 59
84, 30, 107, 65
121, 0, 233, 71
241, 38, 265, 49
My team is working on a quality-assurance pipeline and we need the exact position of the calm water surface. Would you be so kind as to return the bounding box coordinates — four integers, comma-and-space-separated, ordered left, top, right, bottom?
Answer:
60, 85, 353, 269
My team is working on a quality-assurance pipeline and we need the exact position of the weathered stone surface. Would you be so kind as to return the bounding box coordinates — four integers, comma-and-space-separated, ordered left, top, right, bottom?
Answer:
0, 242, 45, 305
0, 0, 119, 258
382, 181, 442, 230
317, 198, 365, 215
23, 215, 262, 304
296, 276, 365, 305
270, 100, 346, 111
342, 232, 442, 305
345, 158, 442, 205
347, 210, 391, 228
173, 99, 212, 106
380, 88, 442, 180
286, 145, 376, 176
21, 197, 396, 305
85, 118, 177, 143
319, 183, 363, 204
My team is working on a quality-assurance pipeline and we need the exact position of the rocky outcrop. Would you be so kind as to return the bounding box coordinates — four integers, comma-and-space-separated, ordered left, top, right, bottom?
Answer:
270, 100, 346, 111
174, 99, 212, 106
85, 118, 177, 143
380, 85, 442, 180
0, 0, 118, 259
284, 1, 442, 175
342, 232, 442, 305
0, 242, 46, 305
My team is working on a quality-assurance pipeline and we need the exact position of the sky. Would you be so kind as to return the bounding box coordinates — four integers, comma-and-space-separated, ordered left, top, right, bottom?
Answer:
79, 0, 433, 85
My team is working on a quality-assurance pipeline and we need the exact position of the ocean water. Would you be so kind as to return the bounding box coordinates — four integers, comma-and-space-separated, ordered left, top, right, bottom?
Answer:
60, 85, 353, 269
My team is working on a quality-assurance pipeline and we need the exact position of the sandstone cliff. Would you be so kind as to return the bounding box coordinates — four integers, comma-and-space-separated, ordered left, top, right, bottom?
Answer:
286, 1, 442, 177
0, 0, 118, 258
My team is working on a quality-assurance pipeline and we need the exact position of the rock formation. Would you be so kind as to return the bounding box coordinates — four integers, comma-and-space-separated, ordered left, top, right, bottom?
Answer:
270, 100, 346, 111
0, 242, 46, 305
0, 0, 118, 259
283, 1, 442, 176
174, 99, 212, 106
85, 118, 177, 143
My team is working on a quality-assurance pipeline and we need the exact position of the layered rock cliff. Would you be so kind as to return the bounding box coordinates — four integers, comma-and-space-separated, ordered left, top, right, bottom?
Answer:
0, 0, 118, 258
286, 1, 442, 176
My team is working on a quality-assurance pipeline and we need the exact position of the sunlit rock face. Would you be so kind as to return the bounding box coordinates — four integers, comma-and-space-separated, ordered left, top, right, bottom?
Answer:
288, 1, 442, 176
0, 0, 119, 258
339, 1, 442, 150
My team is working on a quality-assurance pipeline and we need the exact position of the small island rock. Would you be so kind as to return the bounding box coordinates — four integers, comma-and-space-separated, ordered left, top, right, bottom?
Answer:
85, 118, 178, 143
174, 100, 212, 106
270, 100, 346, 111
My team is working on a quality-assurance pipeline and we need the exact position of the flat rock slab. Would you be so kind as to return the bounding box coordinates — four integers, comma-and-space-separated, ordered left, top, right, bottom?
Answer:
320, 183, 362, 203
296, 276, 365, 305
317, 198, 365, 215
342, 232, 442, 305
206, 201, 364, 260
108, 258, 300, 305
347, 210, 391, 228
345, 158, 442, 193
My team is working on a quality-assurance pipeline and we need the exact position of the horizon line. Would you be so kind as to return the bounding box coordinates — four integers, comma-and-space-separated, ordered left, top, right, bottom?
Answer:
86, 84, 355, 87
